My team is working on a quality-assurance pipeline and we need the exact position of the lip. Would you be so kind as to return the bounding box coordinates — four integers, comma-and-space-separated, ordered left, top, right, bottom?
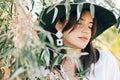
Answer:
78, 37, 89, 42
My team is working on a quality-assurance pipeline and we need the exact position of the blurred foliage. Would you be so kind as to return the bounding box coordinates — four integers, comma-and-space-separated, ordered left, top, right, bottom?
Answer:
93, 26, 120, 68
0, 0, 120, 80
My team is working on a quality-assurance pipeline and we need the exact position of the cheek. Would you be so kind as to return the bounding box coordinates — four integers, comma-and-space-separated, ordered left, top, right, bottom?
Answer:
90, 31, 92, 38
63, 31, 73, 42
63, 31, 71, 39
89, 32, 92, 38
63, 30, 76, 38
87, 34, 92, 42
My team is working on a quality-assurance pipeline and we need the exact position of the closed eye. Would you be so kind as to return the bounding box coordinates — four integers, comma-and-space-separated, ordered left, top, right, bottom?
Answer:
75, 22, 82, 26
88, 23, 93, 29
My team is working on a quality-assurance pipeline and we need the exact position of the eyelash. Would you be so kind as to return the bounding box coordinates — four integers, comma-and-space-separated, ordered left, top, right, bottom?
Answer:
76, 22, 82, 26
76, 22, 92, 29
88, 26, 92, 29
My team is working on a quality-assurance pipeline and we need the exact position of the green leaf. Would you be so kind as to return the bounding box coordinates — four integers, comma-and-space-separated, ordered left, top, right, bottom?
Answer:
80, 52, 89, 57
50, 54, 64, 71
117, 25, 120, 33
65, 3, 71, 20
35, 12, 40, 17
40, 18, 46, 25
31, 0, 34, 12
0, 37, 7, 51
116, 16, 120, 33
44, 48, 50, 66
39, 9, 45, 18
58, 54, 64, 63
40, 49, 45, 60
77, 4, 83, 20
46, 4, 56, 14
26, 6, 29, 10
90, 4, 95, 18
39, 9, 46, 25
77, 68, 90, 76
9, 67, 26, 80
75, 59, 83, 72
41, 0, 46, 6
52, 7, 58, 23
0, 7, 3, 13
0, 50, 8, 59
0, 19, 3, 25
57, 46, 71, 52
46, 31, 54, 45
50, 56, 58, 71
40, 48, 50, 66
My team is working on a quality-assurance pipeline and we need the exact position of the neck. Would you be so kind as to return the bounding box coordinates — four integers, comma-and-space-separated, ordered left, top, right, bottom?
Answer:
65, 48, 82, 59
62, 58, 77, 73
61, 48, 81, 72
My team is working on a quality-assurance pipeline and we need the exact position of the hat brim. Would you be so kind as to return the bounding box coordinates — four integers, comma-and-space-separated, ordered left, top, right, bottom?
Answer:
40, 2, 116, 37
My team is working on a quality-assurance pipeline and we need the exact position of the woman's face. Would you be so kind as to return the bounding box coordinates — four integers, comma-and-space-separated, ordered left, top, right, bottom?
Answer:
63, 11, 93, 49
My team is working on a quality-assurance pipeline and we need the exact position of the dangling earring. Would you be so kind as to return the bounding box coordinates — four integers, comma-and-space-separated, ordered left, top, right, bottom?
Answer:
55, 31, 63, 46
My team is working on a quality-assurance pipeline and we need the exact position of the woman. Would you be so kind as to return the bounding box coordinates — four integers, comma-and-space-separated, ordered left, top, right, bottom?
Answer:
39, 1, 120, 80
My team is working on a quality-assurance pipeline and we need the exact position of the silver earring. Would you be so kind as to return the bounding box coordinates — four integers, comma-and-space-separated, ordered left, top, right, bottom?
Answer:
55, 31, 63, 46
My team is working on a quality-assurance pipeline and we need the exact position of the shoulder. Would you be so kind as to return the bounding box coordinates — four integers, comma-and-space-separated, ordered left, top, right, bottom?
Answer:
94, 50, 120, 72
94, 50, 119, 69
93, 50, 120, 80
97, 50, 120, 76
98, 50, 117, 64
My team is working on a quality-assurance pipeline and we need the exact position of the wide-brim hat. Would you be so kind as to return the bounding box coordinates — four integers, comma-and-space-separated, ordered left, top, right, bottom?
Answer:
40, 1, 117, 37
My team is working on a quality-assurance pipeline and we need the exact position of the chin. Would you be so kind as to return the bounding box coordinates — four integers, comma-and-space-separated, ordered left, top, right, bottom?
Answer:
79, 45, 87, 49
75, 45, 86, 49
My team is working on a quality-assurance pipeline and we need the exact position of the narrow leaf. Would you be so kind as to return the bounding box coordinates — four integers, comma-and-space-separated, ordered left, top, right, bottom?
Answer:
50, 56, 57, 71
50, 55, 64, 71
9, 67, 26, 80
30, 0, 34, 12
76, 59, 83, 72
80, 52, 89, 57
40, 49, 46, 60
52, 7, 58, 23
40, 18, 46, 25
44, 48, 50, 66
46, 4, 56, 14
116, 16, 120, 33
26, 6, 29, 10
46, 32, 54, 45
58, 54, 64, 64
57, 46, 71, 51
90, 4, 95, 18
65, 3, 71, 20
118, 25, 120, 33
77, 68, 90, 76
35, 12, 39, 17
77, 4, 83, 20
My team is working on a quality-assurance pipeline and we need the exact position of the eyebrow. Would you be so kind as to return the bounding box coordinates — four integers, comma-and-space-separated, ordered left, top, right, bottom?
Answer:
80, 17, 93, 24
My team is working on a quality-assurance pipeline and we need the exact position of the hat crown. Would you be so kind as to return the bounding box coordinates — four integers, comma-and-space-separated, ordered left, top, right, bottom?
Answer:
40, 1, 116, 38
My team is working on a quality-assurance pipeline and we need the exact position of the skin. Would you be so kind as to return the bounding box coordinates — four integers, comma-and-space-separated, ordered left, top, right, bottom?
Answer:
55, 10, 93, 80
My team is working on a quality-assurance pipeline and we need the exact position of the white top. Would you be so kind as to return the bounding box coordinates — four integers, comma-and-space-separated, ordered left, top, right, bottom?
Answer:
85, 50, 120, 80
40, 50, 120, 80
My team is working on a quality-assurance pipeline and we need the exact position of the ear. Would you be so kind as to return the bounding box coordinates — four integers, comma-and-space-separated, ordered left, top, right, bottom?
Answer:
55, 20, 63, 32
